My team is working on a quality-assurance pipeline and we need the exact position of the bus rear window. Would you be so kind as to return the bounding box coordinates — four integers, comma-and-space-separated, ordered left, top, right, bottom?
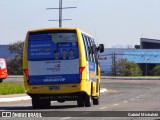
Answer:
0, 61, 5, 69
28, 31, 79, 61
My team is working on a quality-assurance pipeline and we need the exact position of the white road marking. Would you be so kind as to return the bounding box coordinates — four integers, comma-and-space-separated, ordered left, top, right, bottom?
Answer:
100, 88, 107, 93
113, 104, 119, 106
131, 99, 135, 101
123, 101, 128, 103
136, 96, 140, 99
60, 117, 72, 120
99, 107, 107, 110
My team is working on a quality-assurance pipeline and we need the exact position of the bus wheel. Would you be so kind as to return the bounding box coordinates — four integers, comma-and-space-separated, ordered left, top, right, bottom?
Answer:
93, 98, 99, 105
84, 94, 92, 107
0, 79, 3, 83
32, 97, 40, 109
32, 97, 50, 109
41, 100, 51, 109
77, 100, 84, 107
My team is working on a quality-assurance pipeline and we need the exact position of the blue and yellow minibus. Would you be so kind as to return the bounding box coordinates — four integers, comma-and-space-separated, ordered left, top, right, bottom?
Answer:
23, 28, 104, 108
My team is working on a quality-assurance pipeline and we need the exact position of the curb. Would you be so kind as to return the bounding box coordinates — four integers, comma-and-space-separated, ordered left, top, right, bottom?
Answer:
0, 96, 31, 103
0, 88, 107, 103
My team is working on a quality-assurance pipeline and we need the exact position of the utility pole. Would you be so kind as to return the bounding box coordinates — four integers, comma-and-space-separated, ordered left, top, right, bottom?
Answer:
112, 53, 114, 75
112, 53, 116, 76
59, 0, 62, 27
145, 58, 149, 76
46, 0, 77, 27
113, 53, 116, 76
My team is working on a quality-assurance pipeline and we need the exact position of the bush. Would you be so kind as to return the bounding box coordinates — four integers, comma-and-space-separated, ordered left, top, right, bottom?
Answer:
115, 59, 142, 76
7, 56, 23, 75
153, 65, 160, 75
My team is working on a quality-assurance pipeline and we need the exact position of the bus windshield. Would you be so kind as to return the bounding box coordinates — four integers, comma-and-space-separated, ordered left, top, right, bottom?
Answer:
28, 31, 79, 61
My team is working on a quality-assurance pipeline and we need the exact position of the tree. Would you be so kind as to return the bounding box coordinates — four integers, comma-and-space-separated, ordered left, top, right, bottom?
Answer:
7, 41, 24, 75
153, 64, 160, 75
115, 59, 142, 76
8, 41, 24, 56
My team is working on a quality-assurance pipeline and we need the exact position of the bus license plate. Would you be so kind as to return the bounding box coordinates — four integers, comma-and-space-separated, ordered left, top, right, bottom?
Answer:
49, 86, 60, 90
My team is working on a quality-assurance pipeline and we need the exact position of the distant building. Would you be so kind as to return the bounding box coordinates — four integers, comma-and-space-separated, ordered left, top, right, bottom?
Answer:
99, 48, 130, 75
99, 48, 160, 76
140, 38, 160, 49
100, 38, 160, 76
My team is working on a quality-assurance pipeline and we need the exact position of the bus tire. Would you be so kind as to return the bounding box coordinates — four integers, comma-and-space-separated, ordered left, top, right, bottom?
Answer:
0, 79, 3, 83
41, 100, 51, 109
32, 97, 40, 109
93, 98, 99, 105
84, 94, 92, 107
77, 100, 84, 107
93, 83, 100, 105
32, 97, 50, 109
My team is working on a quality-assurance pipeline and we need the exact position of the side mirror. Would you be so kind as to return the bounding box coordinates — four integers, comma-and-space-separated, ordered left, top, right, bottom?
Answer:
98, 44, 104, 53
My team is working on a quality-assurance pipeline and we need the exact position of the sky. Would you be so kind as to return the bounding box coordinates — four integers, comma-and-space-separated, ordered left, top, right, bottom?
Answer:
0, 0, 160, 48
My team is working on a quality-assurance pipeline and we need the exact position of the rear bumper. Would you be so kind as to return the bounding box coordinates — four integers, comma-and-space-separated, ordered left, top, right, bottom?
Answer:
0, 75, 7, 79
28, 92, 86, 101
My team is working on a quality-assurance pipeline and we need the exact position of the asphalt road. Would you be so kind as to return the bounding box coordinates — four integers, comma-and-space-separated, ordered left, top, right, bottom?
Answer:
1, 78, 160, 120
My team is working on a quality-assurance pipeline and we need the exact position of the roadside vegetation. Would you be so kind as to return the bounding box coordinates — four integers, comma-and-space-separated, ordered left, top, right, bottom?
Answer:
153, 64, 160, 75
113, 59, 142, 76
0, 83, 25, 95
7, 41, 24, 75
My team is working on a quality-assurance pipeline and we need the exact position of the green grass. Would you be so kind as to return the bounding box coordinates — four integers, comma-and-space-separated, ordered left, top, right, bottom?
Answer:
0, 83, 25, 95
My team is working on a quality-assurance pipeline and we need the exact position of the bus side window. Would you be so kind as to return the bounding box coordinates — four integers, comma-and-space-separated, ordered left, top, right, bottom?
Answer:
90, 38, 96, 63
82, 34, 89, 61
85, 36, 92, 62
93, 44, 98, 64
88, 37, 96, 63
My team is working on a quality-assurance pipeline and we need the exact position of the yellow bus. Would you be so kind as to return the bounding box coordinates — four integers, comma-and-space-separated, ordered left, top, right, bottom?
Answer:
23, 28, 104, 109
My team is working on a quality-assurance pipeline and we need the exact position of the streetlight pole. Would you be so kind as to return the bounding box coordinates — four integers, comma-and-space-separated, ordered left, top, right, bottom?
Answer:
46, 0, 77, 27
59, 0, 62, 27
145, 63, 147, 76
145, 58, 149, 76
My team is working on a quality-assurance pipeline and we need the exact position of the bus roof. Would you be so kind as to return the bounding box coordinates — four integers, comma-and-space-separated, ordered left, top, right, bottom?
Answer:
28, 27, 93, 38
28, 28, 78, 32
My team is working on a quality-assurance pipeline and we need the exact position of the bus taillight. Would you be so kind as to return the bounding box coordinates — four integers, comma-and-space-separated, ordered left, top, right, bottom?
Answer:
24, 69, 29, 80
80, 67, 85, 73
80, 67, 85, 81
